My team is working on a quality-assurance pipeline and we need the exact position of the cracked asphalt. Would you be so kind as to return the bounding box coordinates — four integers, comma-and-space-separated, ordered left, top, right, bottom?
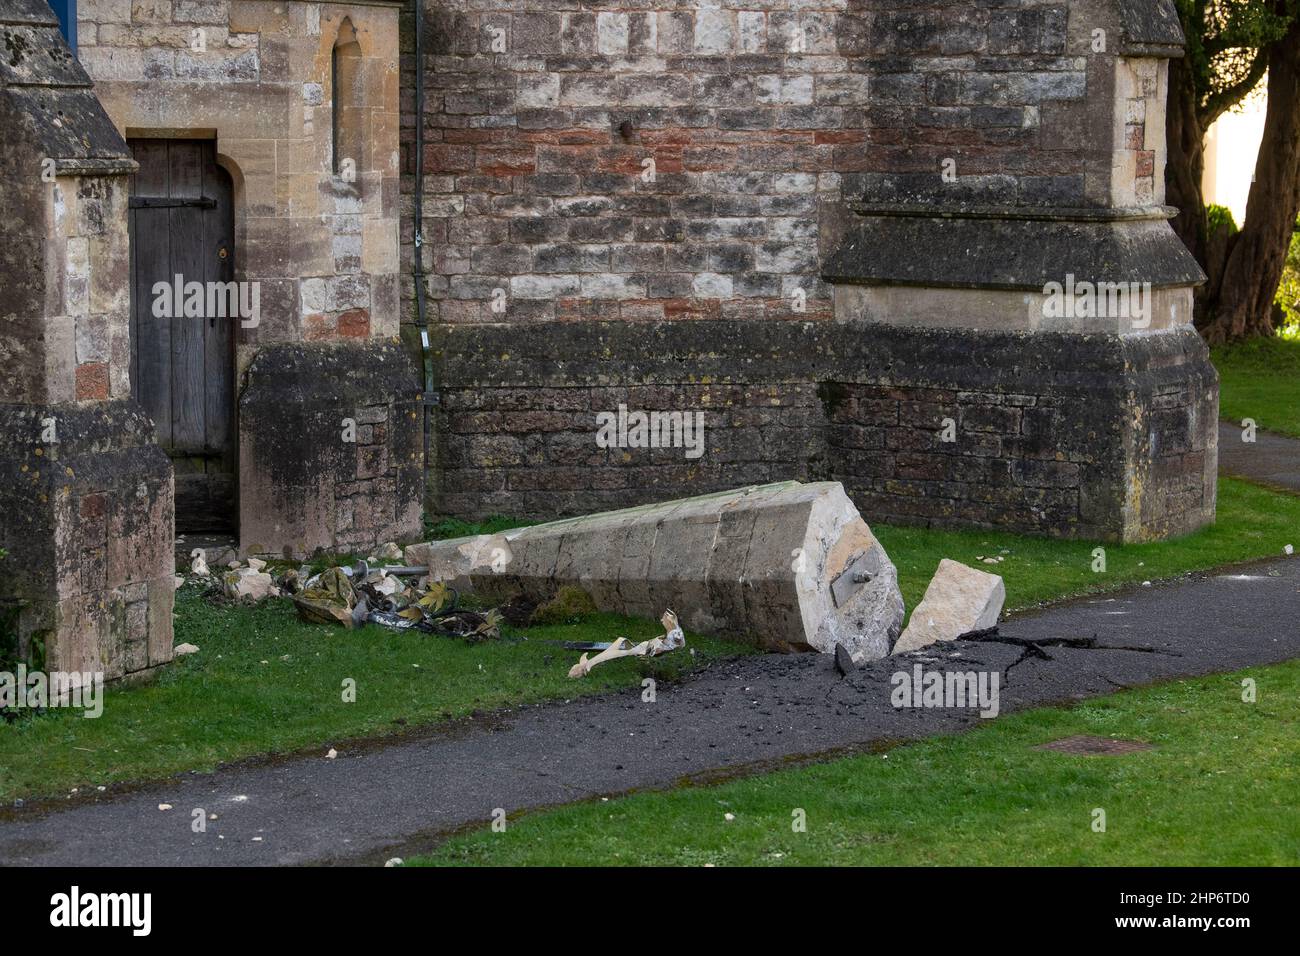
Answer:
2, 554, 1298, 866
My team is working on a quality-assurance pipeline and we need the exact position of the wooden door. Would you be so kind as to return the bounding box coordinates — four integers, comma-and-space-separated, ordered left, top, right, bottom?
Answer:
128, 139, 236, 533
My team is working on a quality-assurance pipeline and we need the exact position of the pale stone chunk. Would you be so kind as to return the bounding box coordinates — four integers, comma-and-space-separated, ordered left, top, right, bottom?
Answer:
893, 559, 1005, 654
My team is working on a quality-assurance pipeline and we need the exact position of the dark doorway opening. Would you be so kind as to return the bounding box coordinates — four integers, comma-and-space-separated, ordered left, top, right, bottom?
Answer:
127, 138, 237, 534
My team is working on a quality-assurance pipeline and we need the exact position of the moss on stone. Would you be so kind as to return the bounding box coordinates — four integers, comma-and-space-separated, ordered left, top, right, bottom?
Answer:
529, 585, 597, 626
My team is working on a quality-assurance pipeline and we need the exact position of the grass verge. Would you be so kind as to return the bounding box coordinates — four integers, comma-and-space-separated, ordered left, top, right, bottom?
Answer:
2, 478, 1296, 804
1212, 336, 1300, 439
414, 658, 1300, 866
884, 477, 1299, 619
0, 597, 748, 802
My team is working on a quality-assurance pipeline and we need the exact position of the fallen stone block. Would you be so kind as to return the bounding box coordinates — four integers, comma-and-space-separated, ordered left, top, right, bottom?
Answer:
405, 533, 510, 592
893, 559, 1005, 654
417, 481, 905, 659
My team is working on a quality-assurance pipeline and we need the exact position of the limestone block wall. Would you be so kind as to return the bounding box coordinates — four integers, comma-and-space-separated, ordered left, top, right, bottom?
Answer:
402, 0, 1135, 328
238, 341, 423, 558
79, 0, 404, 360
77, 0, 423, 556
1, 169, 176, 678
32, 173, 134, 404
409, 0, 1215, 543
0, 404, 176, 680
0, 0, 174, 682
434, 319, 1215, 542
436, 378, 826, 518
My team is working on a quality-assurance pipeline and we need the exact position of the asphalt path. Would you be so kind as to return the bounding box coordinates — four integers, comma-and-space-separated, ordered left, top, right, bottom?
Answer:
2, 554, 1297, 866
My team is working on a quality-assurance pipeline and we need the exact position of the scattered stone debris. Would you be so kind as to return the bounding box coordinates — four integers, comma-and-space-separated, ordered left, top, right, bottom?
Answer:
189, 549, 210, 576
222, 566, 279, 603
173, 643, 200, 656
893, 559, 1005, 654
278, 568, 304, 594
287, 561, 505, 642
413, 481, 905, 660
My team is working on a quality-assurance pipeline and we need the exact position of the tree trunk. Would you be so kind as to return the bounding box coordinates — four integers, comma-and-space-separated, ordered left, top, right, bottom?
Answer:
1166, 55, 1207, 266
1202, 20, 1300, 344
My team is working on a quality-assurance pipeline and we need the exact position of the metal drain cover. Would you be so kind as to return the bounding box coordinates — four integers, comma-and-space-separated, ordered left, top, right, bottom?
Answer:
1035, 735, 1153, 756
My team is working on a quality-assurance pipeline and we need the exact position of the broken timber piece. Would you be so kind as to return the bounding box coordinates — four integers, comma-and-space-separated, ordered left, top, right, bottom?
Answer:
568, 637, 650, 678
893, 559, 1005, 654
568, 609, 686, 678
418, 481, 905, 660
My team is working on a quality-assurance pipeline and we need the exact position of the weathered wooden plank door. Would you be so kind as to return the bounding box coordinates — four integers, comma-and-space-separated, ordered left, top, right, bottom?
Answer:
128, 139, 236, 533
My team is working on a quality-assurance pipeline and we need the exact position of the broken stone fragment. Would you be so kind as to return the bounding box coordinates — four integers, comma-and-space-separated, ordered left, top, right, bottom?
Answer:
173, 643, 200, 656
221, 568, 279, 602
189, 549, 210, 576
417, 481, 905, 660
377, 542, 403, 561
893, 559, 1005, 654
406, 533, 512, 592
373, 574, 404, 597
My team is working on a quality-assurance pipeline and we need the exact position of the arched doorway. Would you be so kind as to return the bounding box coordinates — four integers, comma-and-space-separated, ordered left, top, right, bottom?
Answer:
128, 138, 237, 534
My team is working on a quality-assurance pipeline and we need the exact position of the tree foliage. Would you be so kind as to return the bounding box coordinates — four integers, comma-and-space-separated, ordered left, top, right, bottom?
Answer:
1168, 0, 1300, 342
1178, 0, 1294, 126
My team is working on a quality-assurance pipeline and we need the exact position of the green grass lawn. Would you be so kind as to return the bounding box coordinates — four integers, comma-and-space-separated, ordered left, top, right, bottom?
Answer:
0, 595, 748, 802
882, 476, 1299, 618
414, 658, 1300, 866
1212, 335, 1300, 439
2, 477, 1296, 804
